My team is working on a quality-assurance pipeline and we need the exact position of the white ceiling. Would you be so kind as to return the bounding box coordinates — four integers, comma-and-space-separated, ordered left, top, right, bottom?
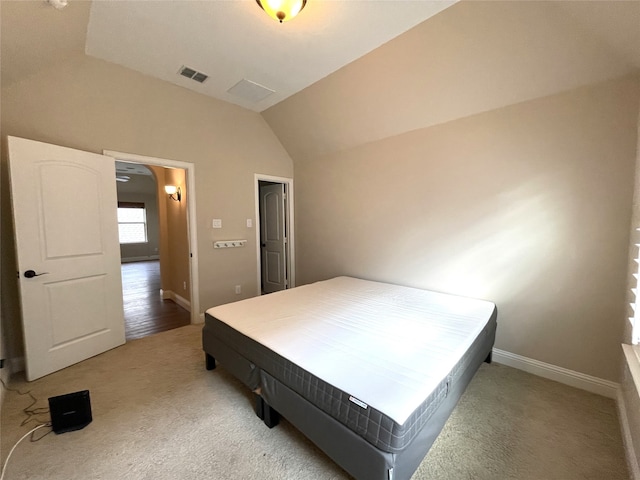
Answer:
84, 0, 456, 112
115, 161, 153, 176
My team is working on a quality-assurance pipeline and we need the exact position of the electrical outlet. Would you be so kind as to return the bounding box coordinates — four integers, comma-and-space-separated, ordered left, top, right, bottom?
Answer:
183, 281, 187, 290
212, 219, 222, 228
235, 285, 241, 294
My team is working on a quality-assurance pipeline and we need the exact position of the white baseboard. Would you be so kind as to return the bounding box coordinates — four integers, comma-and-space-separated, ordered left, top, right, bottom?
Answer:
160, 290, 191, 313
172, 293, 191, 312
492, 348, 619, 399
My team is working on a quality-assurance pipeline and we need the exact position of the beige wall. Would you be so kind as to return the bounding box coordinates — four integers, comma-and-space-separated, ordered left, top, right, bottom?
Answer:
0, 54, 293, 363
163, 167, 191, 303
260, 0, 640, 384
1, 0, 637, 388
289, 76, 639, 382
149, 166, 172, 295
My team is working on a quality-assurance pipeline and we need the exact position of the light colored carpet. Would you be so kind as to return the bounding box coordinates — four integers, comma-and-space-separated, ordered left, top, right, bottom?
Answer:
0, 325, 629, 480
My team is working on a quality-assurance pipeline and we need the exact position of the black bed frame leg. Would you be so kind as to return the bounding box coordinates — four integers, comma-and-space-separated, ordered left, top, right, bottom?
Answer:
263, 402, 280, 429
484, 351, 492, 364
255, 394, 265, 420
255, 394, 279, 428
205, 353, 216, 370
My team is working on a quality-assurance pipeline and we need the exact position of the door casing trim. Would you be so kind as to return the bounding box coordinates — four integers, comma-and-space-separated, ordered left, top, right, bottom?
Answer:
104, 149, 200, 324
254, 174, 295, 296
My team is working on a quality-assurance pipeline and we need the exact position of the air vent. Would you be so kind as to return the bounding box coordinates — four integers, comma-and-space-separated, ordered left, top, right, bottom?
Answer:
178, 65, 208, 84
227, 79, 275, 103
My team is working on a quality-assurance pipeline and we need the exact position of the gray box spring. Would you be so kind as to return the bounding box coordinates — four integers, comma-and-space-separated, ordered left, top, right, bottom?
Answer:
202, 306, 497, 479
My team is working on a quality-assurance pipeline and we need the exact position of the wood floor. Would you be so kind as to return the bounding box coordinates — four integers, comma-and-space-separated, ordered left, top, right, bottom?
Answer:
121, 260, 191, 341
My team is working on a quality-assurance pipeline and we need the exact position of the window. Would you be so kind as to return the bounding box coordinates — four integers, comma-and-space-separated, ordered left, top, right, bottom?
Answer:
626, 224, 640, 385
117, 202, 147, 244
627, 222, 640, 345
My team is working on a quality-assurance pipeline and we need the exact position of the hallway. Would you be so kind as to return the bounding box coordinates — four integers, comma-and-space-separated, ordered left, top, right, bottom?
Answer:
121, 260, 191, 341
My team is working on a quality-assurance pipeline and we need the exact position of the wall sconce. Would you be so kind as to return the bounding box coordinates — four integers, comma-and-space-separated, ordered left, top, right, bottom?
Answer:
165, 185, 182, 202
46, 0, 68, 10
256, 0, 307, 23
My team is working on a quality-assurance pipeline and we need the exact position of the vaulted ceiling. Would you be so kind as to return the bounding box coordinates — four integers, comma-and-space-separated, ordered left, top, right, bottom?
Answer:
3, 1, 638, 114
2, 0, 639, 162
1, 0, 455, 111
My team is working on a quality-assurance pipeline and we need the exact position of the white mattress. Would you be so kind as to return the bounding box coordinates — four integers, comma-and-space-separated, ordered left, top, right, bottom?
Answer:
206, 276, 495, 426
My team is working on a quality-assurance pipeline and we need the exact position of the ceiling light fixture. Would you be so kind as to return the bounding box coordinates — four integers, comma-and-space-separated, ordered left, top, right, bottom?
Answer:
256, 0, 307, 23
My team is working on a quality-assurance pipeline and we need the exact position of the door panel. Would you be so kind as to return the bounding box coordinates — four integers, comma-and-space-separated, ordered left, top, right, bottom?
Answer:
40, 164, 104, 257
266, 252, 282, 284
260, 183, 287, 293
48, 275, 109, 347
8, 136, 125, 381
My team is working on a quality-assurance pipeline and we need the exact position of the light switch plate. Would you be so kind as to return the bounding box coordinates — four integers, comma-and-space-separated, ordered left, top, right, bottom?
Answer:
246, 219, 252, 228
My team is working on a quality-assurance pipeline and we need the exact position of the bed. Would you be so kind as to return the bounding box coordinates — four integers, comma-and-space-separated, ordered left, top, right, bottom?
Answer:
202, 276, 497, 480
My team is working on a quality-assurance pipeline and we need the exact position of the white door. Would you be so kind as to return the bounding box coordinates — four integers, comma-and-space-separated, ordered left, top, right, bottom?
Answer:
8, 136, 125, 381
260, 183, 287, 293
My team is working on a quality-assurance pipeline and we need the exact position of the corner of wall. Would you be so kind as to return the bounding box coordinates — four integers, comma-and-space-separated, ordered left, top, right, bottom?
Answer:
0, 358, 10, 411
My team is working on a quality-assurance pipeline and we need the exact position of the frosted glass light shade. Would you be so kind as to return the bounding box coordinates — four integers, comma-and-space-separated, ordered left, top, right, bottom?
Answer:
256, 0, 307, 23
165, 185, 177, 195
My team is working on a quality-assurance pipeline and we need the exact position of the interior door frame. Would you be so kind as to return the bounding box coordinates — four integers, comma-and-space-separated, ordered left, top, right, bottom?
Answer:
105, 150, 200, 324
254, 174, 295, 296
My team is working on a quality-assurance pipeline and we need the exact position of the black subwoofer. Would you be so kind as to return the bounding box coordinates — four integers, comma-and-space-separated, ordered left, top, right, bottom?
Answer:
48, 390, 92, 434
